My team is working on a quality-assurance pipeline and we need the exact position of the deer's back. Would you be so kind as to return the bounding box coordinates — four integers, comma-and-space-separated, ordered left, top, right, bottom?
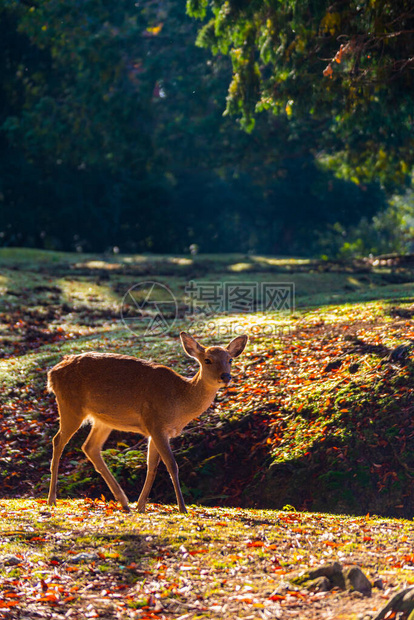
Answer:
48, 352, 188, 419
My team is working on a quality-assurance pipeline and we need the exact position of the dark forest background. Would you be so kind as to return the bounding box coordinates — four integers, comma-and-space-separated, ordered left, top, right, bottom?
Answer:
1, 0, 413, 257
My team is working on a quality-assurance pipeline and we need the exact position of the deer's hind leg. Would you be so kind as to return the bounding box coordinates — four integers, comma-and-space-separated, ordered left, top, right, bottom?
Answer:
48, 401, 85, 506
82, 419, 130, 511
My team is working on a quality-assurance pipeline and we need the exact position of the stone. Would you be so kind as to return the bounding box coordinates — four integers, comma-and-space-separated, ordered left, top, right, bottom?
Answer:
70, 552, 99, 563
1, 555, 22, 566
372, 586, 414, 619
343, 566, 372, 597
291, 562, 372, 596
372, 577, 384, 590
307, 576, 331, 592
291, 561, 345, 589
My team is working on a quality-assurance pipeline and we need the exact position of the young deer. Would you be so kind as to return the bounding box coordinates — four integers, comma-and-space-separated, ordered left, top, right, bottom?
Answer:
47, 332, 248, 513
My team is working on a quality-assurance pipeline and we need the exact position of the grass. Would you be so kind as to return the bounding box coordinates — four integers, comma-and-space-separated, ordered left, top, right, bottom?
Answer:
2, 248, 414, 618
1, 247, 414, 515
1, 499, 414, 619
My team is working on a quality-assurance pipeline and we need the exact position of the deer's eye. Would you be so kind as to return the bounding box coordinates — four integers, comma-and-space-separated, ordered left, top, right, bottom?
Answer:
205, 358, 212, 364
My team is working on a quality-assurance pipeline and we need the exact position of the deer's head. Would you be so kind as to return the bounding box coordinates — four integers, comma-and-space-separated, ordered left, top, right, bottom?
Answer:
180, 331, 248, 387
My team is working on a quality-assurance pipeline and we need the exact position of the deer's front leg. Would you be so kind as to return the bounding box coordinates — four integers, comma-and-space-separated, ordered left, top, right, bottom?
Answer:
137, 437, 161, 513
150, 431, 187, 514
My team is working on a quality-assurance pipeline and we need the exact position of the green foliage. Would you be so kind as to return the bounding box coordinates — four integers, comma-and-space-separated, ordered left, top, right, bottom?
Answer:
3, 0, 160, 170
317, 188, 414, 258
189, 0, 414, 189
0, 0, 405, 254
186, 0, 209, 20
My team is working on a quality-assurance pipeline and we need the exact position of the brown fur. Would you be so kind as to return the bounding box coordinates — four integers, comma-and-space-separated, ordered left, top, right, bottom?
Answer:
47, 332, 248, 513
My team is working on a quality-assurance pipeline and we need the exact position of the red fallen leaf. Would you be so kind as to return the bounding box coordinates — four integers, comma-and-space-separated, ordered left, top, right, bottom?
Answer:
39, 594, 59, 603
269, 594, 286, 601
288, 591, 307, 599
0, 601, 20, 608
247, 541, 264, 548
30, 536, 46, 542
189, 549, 208, 555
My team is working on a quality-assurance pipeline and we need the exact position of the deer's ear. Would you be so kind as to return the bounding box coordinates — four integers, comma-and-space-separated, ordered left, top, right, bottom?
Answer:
227, 334, 248, 357
180, 332, 205, 359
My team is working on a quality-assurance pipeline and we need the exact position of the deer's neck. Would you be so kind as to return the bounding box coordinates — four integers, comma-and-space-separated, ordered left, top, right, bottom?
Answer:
184, 369, 219, 419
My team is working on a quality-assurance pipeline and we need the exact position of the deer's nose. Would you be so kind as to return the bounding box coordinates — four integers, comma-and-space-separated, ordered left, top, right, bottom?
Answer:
221, 373, 231, 383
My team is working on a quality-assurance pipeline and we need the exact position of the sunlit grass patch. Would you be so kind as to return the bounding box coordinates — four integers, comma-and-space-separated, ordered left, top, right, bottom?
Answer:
2, 250, 414, 521
56, 277, 119, 309
0, 500, 413, 619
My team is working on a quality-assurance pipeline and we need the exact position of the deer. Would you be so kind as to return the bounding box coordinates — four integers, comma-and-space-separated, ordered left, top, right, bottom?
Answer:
47, 331, 248, 513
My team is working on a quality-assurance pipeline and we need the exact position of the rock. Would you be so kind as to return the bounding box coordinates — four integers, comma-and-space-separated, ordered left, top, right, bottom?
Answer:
292, 561, 345, 589
323, 359, 343, 373
307, 561, 343, 580
291, 562, 372, 596
372, 586, 414, 619
343, 566, 372, 596
1, 555, 22, 566
388, 344, 413, 363
70, 552, 99, 564
307, 576, 331, 592
308, 561, 346, 589
372, 577, 384, 590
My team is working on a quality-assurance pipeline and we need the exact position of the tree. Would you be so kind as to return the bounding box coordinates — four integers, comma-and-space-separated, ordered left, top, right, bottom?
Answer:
0, 0, 389, 255
187, 0, 414, 190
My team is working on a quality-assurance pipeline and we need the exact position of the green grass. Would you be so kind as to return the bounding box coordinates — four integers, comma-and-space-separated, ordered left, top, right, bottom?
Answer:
0, 499, 413, 619
2, 248, 414, 619
1, 247, 414, 517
